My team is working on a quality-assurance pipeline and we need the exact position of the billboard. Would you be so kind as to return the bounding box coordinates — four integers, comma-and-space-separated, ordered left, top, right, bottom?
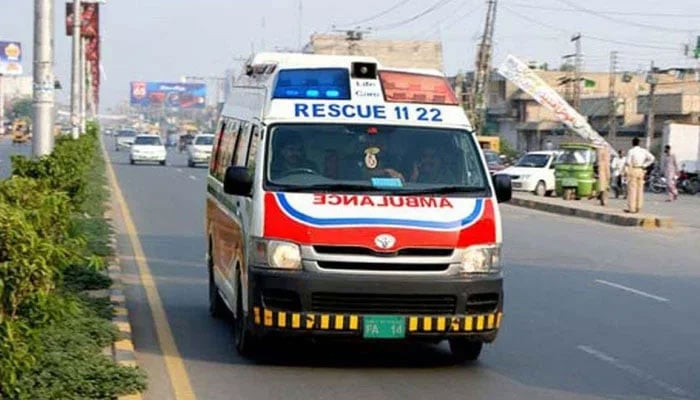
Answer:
130, 82, 207, 108
0, 41, 23, 75
66, 2, 99, 37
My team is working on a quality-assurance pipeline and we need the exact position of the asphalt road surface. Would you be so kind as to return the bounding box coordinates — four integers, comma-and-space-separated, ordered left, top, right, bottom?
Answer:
104, 136, 699, 400
0, 136, 31, 179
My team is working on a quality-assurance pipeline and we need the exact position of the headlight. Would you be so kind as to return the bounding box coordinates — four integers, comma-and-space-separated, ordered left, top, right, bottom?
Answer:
519, 174, 531, 180
252, 239, 301, 270
460, 245, 501, 274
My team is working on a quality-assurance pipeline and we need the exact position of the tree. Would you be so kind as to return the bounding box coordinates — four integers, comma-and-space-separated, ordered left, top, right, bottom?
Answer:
10, 98, 32, 120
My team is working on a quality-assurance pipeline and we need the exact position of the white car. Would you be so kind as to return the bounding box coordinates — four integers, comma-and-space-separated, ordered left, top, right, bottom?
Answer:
114, 129, 137, 151
187, 134, 214, 167
129, 135, 167, 166
495, 150, 561, 196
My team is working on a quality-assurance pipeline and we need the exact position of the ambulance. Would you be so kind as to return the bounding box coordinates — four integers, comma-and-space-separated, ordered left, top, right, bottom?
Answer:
206, 52, 512, 362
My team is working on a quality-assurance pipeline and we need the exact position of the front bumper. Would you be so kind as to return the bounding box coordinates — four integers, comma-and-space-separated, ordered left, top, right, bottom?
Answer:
248, 267, 503, 342
131, 153, 166, 162
510, 179, 535, 191
189, 154, 211, 163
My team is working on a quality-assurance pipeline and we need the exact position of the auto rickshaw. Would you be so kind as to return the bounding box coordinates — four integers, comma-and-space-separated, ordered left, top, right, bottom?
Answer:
554, 143, 610, 205
11, 119, 31, 145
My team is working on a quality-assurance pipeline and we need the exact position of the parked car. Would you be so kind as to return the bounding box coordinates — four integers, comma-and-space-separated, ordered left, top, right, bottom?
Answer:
495, 150, 561, 196
187, 134, 215, 167
129, 134, 167, 165
483, 150, 506, 175
114, 129, 137, 151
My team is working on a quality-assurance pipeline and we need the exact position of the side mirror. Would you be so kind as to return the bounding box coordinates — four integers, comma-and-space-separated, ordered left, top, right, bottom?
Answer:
223, 166, 253, 196
493, 174, 512, 203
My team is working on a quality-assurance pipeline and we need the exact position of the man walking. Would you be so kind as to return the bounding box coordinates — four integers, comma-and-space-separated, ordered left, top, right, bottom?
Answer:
625, 137, 655, 213
663, 145, 679, 201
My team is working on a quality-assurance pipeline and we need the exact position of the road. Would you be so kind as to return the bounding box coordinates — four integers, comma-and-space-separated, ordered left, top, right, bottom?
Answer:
0, 136, 31, 179
104, 136, 699, 400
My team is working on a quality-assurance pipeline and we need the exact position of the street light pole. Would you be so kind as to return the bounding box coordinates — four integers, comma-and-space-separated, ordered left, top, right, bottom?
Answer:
32, 0, 55, 157
646, 61, 657, 150
80, 35, 87, 133
70, 0, 81, 138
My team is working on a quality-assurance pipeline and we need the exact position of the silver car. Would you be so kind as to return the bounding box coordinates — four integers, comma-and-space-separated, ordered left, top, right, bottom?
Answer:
114, 129, 137, 151
187, 134, 215, 167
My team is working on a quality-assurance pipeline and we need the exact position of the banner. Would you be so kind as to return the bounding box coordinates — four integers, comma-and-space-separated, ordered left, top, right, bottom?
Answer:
0, 41, 23, 75
130, 82, 207, 109
497, 54, 616, 156
66, 2, 99, 37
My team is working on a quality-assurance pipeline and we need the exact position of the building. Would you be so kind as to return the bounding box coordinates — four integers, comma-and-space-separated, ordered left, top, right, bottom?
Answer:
303, 33, 443, 71
454, 65, 700, 154
1, 75, 32, 103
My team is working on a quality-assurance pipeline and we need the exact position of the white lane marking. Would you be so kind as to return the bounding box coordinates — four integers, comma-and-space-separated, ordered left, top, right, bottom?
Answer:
176, 168, 183, 172
189, 175, 197, 180
595, 279, 669, 303
577, 345, 690, 398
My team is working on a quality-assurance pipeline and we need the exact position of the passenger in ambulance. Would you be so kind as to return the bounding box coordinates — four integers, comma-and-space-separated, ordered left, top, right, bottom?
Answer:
409, 144, 459, 184
270, 133, 318, 179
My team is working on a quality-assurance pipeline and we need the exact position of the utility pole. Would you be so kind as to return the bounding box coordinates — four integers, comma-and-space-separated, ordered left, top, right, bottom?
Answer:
471, 0, 498, 135
334, 29, 370, 55
608, 50, 618, 138
645, 61, 657, 150
70, 0, 81, 138
32, 0, 55, 157
571, 33, 582, 112
297, 0, 303, 49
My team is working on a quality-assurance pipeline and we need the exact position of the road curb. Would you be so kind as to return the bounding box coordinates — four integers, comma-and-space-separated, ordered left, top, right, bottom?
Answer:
508, 196, 674, 229
104, 160, 144, 400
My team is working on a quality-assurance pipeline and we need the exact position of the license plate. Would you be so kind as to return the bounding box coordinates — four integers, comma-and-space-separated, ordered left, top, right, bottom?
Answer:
363, 315, 406, 339
512, 182, 522, 188
562, 178, 578, 187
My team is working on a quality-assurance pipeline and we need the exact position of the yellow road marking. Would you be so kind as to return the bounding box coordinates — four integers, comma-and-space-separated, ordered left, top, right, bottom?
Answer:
408, 317, 418, 332
335, 315, 344, 330
423, 316, 432, 331
102, 143, 197, 400
349, 315, 359, 330
292, 313, 301, 328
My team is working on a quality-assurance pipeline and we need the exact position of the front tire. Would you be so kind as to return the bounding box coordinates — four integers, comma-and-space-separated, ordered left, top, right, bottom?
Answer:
449, 339, 483, 363
534, 181, 546, 197
234, 275, 259, 358
160, 159, 167, 166
129, 158, 135, 165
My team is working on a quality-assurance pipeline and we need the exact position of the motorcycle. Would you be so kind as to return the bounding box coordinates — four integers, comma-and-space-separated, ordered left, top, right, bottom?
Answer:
678, 170, 700, 195
646, 170, 667, 194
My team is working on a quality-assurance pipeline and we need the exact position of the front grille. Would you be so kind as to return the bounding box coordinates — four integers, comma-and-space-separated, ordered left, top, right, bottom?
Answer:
317, 261, 449, 272
313, 245, 453, 257
311, 292, 456, 315
466, 293, 499, 314
262, 289, 301, 311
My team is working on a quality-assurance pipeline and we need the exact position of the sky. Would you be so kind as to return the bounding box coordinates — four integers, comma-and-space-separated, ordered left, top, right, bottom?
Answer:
1, 0, 699, 110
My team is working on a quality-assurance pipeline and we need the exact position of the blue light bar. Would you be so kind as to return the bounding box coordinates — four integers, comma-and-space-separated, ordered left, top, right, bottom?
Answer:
272, 68, 351, 100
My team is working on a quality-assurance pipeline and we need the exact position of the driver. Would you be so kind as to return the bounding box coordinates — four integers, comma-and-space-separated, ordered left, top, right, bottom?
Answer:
270, 133, 317, 178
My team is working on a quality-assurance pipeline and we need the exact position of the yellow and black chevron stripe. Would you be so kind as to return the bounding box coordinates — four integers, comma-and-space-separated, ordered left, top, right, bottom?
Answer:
253, 307, 503, 333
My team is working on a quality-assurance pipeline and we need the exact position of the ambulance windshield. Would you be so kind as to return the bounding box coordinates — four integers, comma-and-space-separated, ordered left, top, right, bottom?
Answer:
266, 124, 488, 194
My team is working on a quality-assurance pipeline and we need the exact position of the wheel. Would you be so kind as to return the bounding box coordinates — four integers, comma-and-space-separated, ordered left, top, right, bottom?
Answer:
534, 181, 546, 197
188, 159, 195, 168
449, 339, 483, 363
689, 179, 700, 195
234, 273, 259, 358
563, 188, 573, 200
129, 158, 135, 165
208, 245, 227, 319
160, 159, 167, 166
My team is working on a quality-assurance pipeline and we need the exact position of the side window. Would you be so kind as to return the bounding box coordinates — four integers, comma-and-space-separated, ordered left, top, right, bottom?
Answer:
215, 119, 240, 181
210, 120, 226, 180
233, 121, 252, 167
247, 125, 260, 172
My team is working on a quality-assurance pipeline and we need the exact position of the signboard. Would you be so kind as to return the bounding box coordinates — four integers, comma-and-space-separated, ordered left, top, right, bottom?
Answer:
497, 54, 616, 156
0, 41, 23, 75
130, 81, 207, 108
66, 2, 99, 37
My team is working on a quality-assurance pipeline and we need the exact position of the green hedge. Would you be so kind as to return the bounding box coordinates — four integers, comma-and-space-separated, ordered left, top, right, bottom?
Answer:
0, 123, 146, 399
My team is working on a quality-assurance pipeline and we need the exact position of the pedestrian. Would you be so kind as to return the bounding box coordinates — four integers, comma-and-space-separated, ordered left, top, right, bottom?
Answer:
663, 145, 679, 201
624, 137, 655, 213
611, 149, 626, 198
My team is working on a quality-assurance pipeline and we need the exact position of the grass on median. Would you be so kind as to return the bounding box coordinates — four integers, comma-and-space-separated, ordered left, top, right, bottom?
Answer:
0, 125, 147, 400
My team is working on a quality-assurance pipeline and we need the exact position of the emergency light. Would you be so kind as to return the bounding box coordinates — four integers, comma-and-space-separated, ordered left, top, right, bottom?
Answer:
272, 68, 351, 100
379, 71, 459, 105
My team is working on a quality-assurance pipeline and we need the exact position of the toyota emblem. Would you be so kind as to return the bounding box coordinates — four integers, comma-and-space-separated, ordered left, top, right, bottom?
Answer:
374, 234, 396, 250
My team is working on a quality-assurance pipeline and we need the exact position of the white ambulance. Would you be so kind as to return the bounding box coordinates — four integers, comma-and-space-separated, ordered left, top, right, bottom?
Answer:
206, 52, 512, 362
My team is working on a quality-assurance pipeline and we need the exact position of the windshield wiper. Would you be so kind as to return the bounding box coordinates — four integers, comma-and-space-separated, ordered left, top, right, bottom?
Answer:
396, 186, 488, 195
274, 183, 379, 193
